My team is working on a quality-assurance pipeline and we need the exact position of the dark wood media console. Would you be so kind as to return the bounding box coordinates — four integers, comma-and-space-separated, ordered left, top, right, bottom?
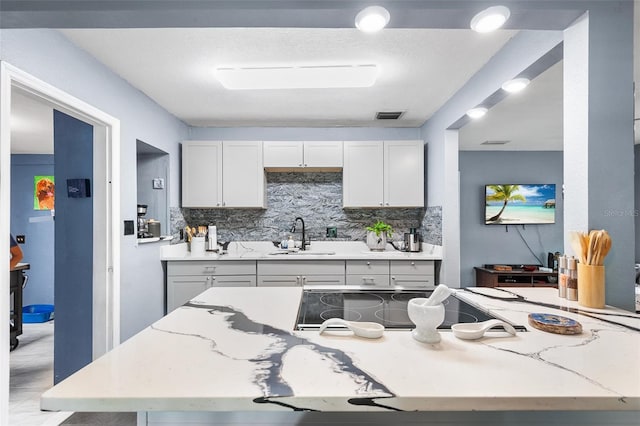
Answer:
474, 264, 558, 288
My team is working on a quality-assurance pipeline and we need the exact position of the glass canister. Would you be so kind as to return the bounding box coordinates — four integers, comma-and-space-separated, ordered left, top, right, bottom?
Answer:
566, 256, 578, 301
557, 255, 567, 298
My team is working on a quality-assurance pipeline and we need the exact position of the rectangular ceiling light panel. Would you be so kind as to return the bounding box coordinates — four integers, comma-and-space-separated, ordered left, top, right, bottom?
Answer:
215, 64, 378, 90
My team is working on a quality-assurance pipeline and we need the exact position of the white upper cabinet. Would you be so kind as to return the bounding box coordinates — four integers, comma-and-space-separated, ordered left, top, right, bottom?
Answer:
263, 141, 303, 167
343, 141, 384, 207
263, 141, 343, 169
181, 140, 265, 208
384, 140, 424, 207
182, 141, 223, 208
343, 140, 424, 208
303, 141, 343, 167
222, 141, 265, 208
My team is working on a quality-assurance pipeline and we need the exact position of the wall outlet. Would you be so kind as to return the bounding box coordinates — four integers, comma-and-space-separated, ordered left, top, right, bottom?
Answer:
326, 227, 338, 238
16, 235, 25, 244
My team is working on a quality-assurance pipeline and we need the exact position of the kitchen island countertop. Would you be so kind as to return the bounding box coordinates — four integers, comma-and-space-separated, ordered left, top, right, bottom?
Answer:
41, 286, 640, 417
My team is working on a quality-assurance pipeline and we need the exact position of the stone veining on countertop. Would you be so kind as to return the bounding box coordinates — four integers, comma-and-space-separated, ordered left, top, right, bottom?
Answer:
463, 288, 640, 332
41, 287, 640, 415
161, 301, 395, 403
484, 329, 622, 396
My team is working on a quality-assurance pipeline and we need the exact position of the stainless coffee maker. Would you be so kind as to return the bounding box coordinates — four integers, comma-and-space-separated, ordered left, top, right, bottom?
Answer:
403, 227, 422, 252
137, 204, 151, 238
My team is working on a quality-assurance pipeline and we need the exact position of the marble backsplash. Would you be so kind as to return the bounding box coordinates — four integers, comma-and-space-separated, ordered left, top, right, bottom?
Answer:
170, 173, 442, 245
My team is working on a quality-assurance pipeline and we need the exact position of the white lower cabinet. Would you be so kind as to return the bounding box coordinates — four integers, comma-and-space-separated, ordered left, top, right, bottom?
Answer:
390, 260, 435, 288
167, 275, 210, 312
346, 260, 390, 287
257, 260, 345, 287
167, 259, 436, 302
166, 261, 257, 312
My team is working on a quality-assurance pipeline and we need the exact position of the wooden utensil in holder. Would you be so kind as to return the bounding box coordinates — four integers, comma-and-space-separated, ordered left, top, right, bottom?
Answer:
577, 263, 605, 308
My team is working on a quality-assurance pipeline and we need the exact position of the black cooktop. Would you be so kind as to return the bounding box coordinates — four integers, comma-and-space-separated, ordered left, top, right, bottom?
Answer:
295, 289, 526, 331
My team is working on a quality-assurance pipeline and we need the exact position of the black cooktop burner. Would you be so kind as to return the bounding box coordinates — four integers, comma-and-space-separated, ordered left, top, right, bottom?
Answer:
295, 289, 526, 331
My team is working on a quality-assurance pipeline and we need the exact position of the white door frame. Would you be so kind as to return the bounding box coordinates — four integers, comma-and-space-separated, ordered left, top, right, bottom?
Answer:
0, 61, 120, 423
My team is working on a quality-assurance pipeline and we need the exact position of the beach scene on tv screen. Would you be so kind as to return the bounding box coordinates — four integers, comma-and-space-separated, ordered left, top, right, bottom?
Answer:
485, 184, 556, 224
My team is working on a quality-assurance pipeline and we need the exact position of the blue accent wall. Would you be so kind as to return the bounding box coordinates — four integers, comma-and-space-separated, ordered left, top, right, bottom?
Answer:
10, 154, 55, 306
53, 110, 94, 384
459, 151, 564, 286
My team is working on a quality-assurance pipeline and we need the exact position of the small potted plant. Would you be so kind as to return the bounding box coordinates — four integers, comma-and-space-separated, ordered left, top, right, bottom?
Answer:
366, 221, 393, 251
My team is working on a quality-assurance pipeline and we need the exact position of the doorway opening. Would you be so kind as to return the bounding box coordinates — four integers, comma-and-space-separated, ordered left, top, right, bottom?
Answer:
1, 61, 121, 422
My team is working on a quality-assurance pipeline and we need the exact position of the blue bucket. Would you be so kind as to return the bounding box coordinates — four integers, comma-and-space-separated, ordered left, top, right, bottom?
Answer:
22, 304, 54, 323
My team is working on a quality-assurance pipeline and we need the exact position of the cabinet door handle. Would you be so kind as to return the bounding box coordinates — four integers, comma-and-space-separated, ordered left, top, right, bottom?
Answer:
222, 201, 226, 206
379, 202, 383, 206
299, 163, 303, 167
296, 276, 301, 285
411, 262, 415, 266
386, 202, 389, 206
362, 277, 375, 284
302, 276, 307, 285
391, 276, 396, 280
216, 202, 220, 206
366, 261, 371, 266
304, 163, 307, 167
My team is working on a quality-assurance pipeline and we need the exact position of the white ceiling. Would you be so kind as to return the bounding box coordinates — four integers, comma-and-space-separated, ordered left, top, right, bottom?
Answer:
9, 8, 640, 153
59, 28, 516, 128
459, 61, 564, 151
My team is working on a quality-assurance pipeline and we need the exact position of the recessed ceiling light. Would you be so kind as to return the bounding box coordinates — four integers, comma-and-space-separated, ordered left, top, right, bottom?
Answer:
215, 64, 379, 90
501, 77, 530, 93
470, 5, 510, 33
355, 6, 390, 33
466, 107, 488, 119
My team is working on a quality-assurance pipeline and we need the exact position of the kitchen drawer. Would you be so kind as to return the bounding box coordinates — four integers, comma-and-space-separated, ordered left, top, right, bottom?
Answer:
390, 274, 435, 287
302, 275, 345, 286
346, 274, 390, 287
257, 275, 302, 287
257, 260, 344, 276
390, 260, 434, 275
168, 260, 256, 276
210, 276, 256, 287
345, 260, 389, 275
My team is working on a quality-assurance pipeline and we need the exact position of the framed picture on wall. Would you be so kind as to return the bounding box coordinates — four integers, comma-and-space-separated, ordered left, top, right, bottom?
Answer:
34, 175, 55, 210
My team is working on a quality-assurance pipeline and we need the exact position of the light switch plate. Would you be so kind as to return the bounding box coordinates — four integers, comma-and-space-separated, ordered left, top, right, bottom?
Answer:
152, 178, 165, 189
124, 220, 135, 235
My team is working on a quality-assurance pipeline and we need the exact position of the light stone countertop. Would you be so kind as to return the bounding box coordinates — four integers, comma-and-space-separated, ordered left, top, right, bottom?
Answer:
137, 235, 174, 245
41, 286, 640, 414
160, 240, 443, 261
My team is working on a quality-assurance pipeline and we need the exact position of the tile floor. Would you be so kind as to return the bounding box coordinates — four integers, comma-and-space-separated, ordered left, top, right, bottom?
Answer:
10, 320, 72, 426
10, 321, 136, 426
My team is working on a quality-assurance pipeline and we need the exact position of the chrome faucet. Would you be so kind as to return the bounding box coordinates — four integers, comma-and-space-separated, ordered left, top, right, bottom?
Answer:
290, 217, 310, 250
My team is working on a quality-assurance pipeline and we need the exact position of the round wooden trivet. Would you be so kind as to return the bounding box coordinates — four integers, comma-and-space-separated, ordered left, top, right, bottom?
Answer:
527, 313, 583, 335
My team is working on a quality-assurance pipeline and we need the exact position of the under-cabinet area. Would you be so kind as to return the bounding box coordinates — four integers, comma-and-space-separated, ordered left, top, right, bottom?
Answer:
165, 256, 438, 312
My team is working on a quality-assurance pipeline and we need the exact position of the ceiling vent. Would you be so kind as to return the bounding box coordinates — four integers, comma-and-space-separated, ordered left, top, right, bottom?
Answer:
481, 140, 510, 145
376, 111, 404, 120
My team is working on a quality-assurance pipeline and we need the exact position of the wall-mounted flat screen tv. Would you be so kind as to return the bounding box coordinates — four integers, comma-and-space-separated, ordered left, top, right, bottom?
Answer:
485, 184, 556, 225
